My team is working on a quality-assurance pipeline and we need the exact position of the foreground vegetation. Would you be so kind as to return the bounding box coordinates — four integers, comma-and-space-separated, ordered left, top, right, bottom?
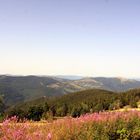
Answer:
1, 110, 140, 140
1, 88, 140, 139
4, 88, 140, 121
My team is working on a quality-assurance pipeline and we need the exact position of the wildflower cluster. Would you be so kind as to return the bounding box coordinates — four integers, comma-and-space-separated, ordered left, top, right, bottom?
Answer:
1, 110, 140, 140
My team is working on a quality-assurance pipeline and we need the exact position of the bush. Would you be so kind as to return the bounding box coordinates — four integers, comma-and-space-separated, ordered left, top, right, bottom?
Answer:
27, 105, 44, 121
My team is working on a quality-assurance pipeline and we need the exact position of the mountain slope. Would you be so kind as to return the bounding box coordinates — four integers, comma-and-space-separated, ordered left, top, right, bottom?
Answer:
0, 75, 65, 105
48, 77, 140, 92
77, 77, 140, 91
0, 75, 140, 105
6, 88, 140, 120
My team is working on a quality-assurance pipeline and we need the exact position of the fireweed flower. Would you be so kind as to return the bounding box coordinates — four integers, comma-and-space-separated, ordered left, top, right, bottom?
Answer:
1, 110, 140, 140
47, 132, 52, 140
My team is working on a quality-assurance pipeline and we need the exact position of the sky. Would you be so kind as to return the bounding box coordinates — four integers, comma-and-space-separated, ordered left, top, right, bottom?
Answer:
0, 0, 140, 78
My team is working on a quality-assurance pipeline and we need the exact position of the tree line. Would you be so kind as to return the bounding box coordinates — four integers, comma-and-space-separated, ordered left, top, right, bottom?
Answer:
4, 89, 140, 121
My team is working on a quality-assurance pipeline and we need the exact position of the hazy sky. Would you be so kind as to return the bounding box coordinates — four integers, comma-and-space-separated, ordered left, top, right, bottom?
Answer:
0, 0, 140, 77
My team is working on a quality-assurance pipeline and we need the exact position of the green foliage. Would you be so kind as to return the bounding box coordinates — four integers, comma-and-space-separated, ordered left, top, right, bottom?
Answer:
71, 106, 82, 117
0, 96, 5, 115
7, 108, 25, 120
56, 104, 68, 116
109, 100, 123, 110
43, 102, 49, 112
27, 105, 44, 121
5, 88, 140, 121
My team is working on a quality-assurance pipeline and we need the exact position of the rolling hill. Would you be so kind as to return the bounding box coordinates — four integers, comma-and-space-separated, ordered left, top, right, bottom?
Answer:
0, 75, 140, 105
6, 88, 140, 120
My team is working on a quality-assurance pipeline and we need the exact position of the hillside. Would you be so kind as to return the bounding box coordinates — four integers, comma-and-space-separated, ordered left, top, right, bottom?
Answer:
0, 75, 64, 105
6, 88, 140, 121
0, 75, 140, 105
13, 89, 115, 109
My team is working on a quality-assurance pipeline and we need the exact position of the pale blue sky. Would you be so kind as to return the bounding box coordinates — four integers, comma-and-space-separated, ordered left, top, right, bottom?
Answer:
0, 0, 140, 77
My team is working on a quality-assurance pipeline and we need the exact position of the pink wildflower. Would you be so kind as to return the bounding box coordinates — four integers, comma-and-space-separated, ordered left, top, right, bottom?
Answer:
47, 132, 52, 140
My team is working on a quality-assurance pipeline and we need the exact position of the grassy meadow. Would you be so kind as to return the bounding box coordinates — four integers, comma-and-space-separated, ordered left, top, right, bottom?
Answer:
1, 110, 140, 140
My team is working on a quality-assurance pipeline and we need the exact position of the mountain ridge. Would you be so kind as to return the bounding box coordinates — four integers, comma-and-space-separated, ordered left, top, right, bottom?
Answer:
0, 75, 140, 105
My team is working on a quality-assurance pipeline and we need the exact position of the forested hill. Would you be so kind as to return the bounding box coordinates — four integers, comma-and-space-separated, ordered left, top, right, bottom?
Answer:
6, 88, 140, 121
0, 75, 140, 106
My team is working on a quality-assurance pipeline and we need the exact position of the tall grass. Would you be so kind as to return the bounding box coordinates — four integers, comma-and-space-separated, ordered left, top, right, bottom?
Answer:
1, 110, 140, 140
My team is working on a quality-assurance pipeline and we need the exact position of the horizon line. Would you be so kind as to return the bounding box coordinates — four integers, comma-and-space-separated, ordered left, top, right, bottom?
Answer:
0, 74, 139, 79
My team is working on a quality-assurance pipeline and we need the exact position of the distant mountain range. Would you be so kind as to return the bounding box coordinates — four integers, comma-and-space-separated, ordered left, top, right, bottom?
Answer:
0, 75, 140, 105
54, 75, 83, 80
